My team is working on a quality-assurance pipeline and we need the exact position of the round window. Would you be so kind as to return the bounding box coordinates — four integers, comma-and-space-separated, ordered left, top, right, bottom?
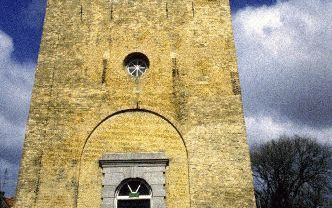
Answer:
126, 59, 148, 77
124, 53, 150, 77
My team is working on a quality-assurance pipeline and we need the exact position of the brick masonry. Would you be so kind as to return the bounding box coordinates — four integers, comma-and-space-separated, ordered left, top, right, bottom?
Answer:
15, 0, 255, 207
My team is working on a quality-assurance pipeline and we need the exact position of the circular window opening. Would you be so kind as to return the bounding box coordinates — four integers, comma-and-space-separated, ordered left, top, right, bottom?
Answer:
124, 52, 150, 77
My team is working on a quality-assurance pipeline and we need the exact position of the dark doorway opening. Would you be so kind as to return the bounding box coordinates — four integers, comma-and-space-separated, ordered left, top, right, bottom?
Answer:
118, 199, 150, 208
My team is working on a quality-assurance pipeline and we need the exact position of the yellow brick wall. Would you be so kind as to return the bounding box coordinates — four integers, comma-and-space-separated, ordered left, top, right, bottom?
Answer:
15, 0, 255, 207
77, 112, 189, 208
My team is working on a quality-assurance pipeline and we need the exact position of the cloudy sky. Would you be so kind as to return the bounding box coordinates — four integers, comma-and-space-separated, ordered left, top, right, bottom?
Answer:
0, 0, 331, 197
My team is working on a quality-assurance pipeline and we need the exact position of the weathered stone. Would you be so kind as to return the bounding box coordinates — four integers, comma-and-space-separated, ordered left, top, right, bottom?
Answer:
15, 0, 255, 207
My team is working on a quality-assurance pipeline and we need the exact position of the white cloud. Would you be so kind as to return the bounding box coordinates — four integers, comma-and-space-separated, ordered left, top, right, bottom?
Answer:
245, 115, 332, 146
0, 31, 35, 124
233, 0, 332, 129
0, 30, 35, 196
0, 32, 14, 59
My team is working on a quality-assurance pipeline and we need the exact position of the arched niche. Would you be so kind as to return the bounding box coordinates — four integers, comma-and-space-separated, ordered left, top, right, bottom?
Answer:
76, 111, 190, 208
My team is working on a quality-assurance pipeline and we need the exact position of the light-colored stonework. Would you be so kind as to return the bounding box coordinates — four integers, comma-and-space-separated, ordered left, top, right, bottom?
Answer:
15, 0, 255, 207
99, 153, 169, 208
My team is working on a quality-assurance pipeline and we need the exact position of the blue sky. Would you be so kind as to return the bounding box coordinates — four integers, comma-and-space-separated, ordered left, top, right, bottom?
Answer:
0, 0, 331, 197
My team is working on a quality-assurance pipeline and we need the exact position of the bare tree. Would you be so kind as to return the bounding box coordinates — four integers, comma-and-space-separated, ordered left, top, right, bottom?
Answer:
251, 135, 331, 208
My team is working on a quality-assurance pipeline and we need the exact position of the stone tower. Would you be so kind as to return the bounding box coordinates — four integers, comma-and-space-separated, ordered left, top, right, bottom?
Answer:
16, 0, 255, 207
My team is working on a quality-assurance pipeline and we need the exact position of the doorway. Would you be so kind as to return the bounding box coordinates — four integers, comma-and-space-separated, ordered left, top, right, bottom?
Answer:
116, 179, 152, 208
118, 199, 150, 208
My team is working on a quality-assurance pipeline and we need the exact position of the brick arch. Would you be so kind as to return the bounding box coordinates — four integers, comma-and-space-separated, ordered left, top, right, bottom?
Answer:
80, 109, 187, 158
76, 109, 190, 208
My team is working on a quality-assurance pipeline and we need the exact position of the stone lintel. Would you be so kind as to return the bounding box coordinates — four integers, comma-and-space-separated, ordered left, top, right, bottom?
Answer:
99, 153, 169, 167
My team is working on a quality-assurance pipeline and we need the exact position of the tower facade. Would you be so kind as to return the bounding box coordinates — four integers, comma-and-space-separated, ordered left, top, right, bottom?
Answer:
16, 0, 255, 207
